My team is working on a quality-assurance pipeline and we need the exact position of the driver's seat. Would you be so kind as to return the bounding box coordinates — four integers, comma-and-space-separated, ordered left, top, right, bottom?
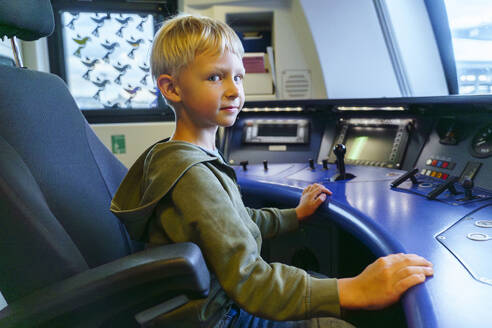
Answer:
0, 1, 209, 327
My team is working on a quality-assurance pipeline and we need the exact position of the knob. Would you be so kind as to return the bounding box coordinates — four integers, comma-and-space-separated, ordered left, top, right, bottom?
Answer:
309, 159, 315, 170
240, 160, 248, 171
333, 144, 346, 177
322, 159, 329, 170
333, 143, 346, 158
263, 160, 268, 171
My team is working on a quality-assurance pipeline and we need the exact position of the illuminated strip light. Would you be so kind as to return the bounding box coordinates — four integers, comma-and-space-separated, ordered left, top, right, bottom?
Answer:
336, 106, 406, 111
242, 106, 304, 112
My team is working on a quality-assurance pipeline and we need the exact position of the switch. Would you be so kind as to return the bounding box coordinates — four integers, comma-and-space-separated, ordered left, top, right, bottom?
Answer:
431, 160, 438, 166
437, 161, 443, 168
426, 159, 432, 166
442, 173, 449, 180
263, 160, 268, 171
442, 162, 449, 169
240, 161, 248, 171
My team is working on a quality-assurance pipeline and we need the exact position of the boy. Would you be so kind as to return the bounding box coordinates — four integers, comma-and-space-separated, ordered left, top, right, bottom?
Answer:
110, 14, 433, 328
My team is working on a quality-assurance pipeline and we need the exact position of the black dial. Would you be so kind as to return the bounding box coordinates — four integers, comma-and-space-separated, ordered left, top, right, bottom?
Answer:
470, 124, 492, 158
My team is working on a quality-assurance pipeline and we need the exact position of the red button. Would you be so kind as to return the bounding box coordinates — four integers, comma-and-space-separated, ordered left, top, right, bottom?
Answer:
442, 162, 449, 169
442, 173, 449, 180
431, 160, 438, 166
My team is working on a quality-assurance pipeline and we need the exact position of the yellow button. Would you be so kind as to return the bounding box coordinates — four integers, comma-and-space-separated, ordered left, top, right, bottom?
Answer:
436, 172, 442, 179
430, 171, 437, 177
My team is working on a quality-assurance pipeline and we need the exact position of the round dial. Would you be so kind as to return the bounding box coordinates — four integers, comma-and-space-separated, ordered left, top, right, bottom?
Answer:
470, 124, 492, 158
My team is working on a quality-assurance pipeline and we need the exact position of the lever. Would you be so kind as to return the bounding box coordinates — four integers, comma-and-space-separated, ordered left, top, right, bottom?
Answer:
330, 144, 355, 181
462, 178, 474, 200
390, 168, 419, 188
427, 176, 459, 200
263, 160, 268, 171
322, 159, 329, 170
240, 160, 248, 171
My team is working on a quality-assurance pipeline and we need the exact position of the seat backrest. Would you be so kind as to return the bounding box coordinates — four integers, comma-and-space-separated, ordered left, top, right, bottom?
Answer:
0, 0, 140, 269
0, 136, 89, 302
0, 58, 137, 269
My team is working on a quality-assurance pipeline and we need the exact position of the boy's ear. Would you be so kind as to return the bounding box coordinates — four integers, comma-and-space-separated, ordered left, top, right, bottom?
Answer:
157, 74, 181, 103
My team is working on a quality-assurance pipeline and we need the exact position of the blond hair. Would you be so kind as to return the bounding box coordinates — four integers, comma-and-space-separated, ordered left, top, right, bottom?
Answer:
151, 13, 244, 81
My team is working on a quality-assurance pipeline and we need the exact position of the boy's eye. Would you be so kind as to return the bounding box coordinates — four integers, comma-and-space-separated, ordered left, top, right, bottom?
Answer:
208, 75, 221, 82
234, 74, 244, 82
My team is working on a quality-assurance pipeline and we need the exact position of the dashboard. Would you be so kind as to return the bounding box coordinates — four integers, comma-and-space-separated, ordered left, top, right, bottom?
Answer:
223, 96, 492, 328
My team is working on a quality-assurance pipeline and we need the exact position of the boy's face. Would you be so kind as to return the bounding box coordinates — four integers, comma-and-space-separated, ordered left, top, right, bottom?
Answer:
172, 50, 245, 129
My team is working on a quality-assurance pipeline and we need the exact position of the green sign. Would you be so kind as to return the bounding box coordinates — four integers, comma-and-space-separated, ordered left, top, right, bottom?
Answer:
111, 134, 126, 154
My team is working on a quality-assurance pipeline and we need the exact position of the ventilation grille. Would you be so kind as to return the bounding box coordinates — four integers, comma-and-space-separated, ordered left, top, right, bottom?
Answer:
282, 70, 311, 99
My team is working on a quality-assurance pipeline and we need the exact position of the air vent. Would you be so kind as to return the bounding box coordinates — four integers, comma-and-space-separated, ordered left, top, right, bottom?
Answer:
282, 70, 311, 99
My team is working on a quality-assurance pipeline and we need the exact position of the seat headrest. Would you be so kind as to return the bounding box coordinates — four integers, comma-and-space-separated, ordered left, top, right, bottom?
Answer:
0, 0, 54, 41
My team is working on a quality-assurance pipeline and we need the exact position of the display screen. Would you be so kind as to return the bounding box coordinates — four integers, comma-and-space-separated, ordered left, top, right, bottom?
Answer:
344, 126, 397, 162
257, 124, 298, 137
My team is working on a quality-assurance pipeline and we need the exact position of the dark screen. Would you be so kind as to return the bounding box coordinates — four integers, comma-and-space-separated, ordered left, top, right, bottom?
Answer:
344, 126, 397, 162
257, 124, 298, 137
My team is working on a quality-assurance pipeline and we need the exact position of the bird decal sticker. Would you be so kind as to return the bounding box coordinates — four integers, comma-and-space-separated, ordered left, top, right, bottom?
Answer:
103, 101, 121, 109
100, 40, 120, 63
90, 13, 111, 37
115, 14, 133, 37
72, 34, 91, 58
91, 77, 111, 100
126, 37, 144, 59
123, 84, 141, 106
66, 12, 79, 30
113, 62, 132, 85
81, 57, 99, 80
136, 14, 149, 32
148, 87, 160, 107
139, 63, 150, 85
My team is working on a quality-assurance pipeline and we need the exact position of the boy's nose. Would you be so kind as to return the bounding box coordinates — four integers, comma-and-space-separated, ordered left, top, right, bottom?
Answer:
224, 78, 240, 98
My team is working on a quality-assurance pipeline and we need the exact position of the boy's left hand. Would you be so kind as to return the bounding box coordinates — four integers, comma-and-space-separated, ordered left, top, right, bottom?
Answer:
295, 183, 332, 221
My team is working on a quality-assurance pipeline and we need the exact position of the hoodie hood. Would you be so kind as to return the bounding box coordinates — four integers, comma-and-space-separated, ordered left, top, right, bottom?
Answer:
110, 139, 218, 240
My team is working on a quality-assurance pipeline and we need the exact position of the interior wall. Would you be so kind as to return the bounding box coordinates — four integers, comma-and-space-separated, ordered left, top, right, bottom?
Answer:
91, 122, 175, 168
182, 0, 327, 100
299, 0, 401, 98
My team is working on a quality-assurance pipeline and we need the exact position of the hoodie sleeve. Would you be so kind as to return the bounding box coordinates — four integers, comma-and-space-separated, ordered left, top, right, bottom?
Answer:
245, 207, 299, 240
161, 163, 341, 321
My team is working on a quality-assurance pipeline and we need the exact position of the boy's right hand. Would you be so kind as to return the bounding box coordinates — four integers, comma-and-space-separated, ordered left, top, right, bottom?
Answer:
338, 253, 433, 310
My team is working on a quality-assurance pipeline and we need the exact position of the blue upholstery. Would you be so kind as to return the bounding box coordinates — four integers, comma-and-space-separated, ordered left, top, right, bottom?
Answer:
0, 0, 54, 41
0, 3, 211, 326
0, 136, 88, 302
0, 65, 139, 269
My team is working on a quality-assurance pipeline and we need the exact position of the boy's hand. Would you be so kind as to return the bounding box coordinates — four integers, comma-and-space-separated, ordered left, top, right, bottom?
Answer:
338, 253, 434, 310
295, 183, 332, 221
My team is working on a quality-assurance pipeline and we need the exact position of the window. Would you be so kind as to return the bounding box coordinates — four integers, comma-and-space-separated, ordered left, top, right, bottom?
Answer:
444, 0, 492, 95
48, 0, 177, 122
60, 11, 158, 110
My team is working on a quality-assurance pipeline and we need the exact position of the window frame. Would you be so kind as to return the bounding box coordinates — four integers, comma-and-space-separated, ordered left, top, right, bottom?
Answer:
47, 0, 177, 123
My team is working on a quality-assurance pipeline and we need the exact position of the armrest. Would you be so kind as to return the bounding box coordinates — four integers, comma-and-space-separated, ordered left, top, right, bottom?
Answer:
0, 242, 210, 328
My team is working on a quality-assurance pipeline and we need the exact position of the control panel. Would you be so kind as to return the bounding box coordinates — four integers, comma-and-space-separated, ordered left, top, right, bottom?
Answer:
320, 118, 413, 169
415, 119, 492, 191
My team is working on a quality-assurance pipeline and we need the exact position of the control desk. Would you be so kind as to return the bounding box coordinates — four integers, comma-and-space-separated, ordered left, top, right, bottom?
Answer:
223, 96, 492, 328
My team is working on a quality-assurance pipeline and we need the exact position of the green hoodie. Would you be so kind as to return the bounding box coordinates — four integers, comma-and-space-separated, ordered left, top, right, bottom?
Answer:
110, 140, 341, 327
